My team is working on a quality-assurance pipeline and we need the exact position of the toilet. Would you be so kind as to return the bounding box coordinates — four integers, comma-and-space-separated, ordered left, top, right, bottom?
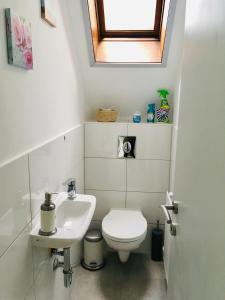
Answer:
102, 209, 147, 263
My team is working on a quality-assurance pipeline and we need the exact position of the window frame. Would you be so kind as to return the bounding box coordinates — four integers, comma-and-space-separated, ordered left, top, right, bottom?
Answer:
96, 0, 165, 39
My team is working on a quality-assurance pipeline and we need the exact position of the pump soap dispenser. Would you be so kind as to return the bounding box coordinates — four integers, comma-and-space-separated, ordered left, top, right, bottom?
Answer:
39, 192, 57, 236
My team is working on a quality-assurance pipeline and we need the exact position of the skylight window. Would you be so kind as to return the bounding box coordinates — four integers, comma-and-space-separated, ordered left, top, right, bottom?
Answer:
103, 0, 157, 31
96, 0, 164, 38
86, 0, 173, 64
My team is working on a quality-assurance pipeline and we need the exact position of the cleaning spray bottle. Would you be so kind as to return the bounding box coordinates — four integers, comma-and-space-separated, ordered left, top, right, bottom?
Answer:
157, 89, 170, 123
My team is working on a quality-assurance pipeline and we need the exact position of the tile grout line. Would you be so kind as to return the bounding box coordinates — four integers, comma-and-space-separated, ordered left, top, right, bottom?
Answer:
30, 233, 37, 300
85, 188, 167, 194
27, 154, 33, 223
27, 153, 37, 300
168, 126, 173, 192
0, 220, 32, 260
85, 156, 171, 162
125, 123, 128, 208
0, 124, 82, 169
0, 155, 33, 261
84, 124, 86, 195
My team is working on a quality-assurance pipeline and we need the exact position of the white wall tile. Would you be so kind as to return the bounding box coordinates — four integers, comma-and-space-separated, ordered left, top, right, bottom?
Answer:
24, 287, 36, 300
0, 225, 34, 300
0, 126, 84, 300
127, 192, 166, 224
73, 161, 84, 193
0, 157, 31, 257
86, 190, 126, 221
85, 123, 127, 158
29, 135, 66, 217
29, 127, 85, 295
128, 124, 172, 160
61, 126, 84, 194
64, 125, 84, 172
29, 126, 84, 217
127, 160, 170, 192
85, 158, 126, 191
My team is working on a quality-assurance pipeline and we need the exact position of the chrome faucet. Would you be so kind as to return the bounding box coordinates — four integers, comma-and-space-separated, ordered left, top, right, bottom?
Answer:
65, 178, 77, 199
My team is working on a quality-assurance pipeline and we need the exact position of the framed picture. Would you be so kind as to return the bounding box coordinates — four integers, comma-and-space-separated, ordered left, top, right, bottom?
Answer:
5, 8, 33, 70
41, 0, 56, 27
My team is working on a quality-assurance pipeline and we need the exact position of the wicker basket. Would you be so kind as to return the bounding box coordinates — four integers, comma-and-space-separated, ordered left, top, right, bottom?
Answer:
96, 109, 118, 122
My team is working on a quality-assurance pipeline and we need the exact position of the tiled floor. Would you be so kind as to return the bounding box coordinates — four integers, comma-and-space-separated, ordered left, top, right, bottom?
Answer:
70, 253, 167, 300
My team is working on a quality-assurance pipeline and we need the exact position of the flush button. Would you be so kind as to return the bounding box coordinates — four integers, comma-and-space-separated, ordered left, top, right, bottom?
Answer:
118, 136, 136, 158
123, 141, 131, 154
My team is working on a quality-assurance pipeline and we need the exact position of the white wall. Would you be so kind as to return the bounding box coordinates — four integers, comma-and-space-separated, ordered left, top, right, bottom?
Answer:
0, 0, 85, 166
64, 0, 186, 120
0, 126, 84, 300
0, 1, 86, 298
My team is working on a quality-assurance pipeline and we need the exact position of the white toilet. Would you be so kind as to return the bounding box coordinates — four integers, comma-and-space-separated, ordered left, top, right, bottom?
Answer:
102, 209, 147, 263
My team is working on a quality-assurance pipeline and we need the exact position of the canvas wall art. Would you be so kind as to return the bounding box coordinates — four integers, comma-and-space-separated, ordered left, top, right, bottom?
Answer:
41, 0, 56, 27
5, 8, 33, 70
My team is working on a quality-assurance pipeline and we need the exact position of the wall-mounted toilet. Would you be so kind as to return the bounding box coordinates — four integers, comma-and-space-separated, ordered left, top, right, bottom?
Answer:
102, 209, 147, 263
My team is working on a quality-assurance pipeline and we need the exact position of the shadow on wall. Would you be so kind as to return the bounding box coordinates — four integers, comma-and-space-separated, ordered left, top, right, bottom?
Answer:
98, 253, 150, 299
57, 1, 88, 119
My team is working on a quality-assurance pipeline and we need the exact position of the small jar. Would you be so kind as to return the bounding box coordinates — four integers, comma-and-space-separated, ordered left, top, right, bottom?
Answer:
133, 112, 141, 123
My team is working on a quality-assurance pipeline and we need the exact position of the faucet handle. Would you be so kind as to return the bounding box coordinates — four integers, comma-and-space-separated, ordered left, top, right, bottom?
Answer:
64, 178, 76, 186
64, 178, 77, 199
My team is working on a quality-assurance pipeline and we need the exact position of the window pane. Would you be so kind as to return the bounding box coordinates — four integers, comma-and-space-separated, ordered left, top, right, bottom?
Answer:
103, 0, 157, 31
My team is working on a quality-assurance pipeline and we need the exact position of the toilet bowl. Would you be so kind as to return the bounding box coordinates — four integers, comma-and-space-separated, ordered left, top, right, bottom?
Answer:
102, 209, 147, 263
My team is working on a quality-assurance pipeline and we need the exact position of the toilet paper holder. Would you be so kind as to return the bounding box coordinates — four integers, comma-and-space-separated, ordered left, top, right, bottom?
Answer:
161, 192, 178, 236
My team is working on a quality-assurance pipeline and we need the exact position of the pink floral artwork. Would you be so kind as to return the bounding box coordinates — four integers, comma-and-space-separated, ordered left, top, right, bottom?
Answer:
5, 9, 33, 70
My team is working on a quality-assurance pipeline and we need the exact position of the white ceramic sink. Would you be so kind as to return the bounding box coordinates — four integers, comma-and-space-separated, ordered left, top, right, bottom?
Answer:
30, 193, 96, 249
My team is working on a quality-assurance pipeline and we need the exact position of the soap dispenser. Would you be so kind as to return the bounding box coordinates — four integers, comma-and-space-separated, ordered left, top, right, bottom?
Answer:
39, 192, 57, 236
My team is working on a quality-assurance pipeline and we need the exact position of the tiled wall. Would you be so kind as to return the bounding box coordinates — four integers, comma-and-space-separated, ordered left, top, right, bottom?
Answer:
0, 121, 172, 299
85, 122, 172, 253
0, 125, 84, 300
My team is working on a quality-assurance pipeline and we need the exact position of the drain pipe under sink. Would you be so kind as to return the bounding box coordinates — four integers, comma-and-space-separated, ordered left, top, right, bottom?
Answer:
52, 248, 73, 288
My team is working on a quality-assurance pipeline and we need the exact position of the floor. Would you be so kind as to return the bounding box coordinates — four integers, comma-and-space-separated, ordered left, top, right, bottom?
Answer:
70, 253, 167, 300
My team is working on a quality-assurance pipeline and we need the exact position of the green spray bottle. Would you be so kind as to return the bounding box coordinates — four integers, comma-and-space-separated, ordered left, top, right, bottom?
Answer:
157, 89, 170, 123
158, 89, 169, 108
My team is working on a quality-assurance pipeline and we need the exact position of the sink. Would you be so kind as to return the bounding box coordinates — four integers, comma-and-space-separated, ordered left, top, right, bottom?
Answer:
30, 193, 96, 249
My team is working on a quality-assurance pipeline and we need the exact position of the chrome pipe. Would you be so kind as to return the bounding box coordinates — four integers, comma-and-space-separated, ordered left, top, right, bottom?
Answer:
63, 248, 73, 288
52, 248, 73, 288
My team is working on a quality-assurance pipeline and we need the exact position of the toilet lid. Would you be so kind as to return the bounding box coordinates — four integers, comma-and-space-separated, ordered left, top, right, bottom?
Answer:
102, 210, 147, 242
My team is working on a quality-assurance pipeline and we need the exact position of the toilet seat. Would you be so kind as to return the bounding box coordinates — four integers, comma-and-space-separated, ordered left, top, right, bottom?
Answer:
102, 209, 147, 243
